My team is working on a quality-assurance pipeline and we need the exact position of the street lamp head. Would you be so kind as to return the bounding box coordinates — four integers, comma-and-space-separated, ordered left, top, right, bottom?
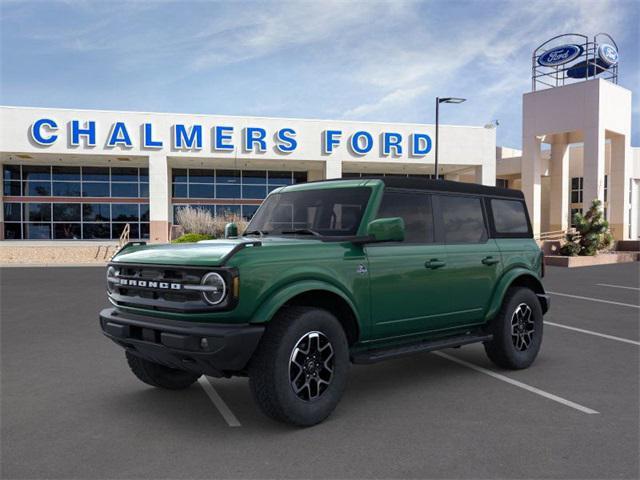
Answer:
438, 97, 466, 104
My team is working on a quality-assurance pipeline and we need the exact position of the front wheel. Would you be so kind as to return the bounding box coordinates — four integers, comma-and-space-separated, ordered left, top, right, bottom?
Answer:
484, 287, 543, 370
248, 307, 349, 427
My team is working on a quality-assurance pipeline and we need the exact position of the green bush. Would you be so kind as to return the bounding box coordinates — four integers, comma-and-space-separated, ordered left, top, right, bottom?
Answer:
172, 233, 214, 243
559, 199, 613, 256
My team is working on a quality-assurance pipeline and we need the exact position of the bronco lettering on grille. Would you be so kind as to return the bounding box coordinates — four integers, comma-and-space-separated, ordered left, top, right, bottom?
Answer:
117, 278, 182, 290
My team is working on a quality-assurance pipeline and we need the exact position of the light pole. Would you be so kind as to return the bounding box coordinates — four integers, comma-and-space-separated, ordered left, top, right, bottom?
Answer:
435, 97, 466, 179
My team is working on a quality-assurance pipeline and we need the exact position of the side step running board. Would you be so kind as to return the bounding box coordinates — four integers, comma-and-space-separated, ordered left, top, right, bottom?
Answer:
351, 333, 493, 364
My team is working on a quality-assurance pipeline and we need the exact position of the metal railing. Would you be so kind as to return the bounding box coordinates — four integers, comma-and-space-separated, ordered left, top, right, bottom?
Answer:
535, 228, 576, 242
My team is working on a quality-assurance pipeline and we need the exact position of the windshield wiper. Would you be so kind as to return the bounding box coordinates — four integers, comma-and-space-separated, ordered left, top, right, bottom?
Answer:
243, 229, 269, 237
281, 228, 323, 237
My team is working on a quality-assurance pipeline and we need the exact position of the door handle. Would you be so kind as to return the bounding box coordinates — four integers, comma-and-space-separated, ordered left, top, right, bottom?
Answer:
425, 259, 446, 269
482, 256, 500, 266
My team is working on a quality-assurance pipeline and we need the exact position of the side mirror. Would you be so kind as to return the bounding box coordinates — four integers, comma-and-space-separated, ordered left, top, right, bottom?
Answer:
224, 222, 238, 239
366, 217, 405, 243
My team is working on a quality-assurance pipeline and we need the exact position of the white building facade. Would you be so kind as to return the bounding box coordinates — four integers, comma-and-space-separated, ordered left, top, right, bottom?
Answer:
0, 106, 496, 243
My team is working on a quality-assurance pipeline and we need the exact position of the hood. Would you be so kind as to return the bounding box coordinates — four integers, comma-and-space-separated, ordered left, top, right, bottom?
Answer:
112, 236, 321, 267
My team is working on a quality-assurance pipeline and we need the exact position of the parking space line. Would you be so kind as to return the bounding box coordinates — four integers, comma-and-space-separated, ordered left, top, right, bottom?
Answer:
545, 321, 640, 346
547, 291, 640, 309
596, 283, 640, 291
198, 376, 242, 427
433, 352, 600, 415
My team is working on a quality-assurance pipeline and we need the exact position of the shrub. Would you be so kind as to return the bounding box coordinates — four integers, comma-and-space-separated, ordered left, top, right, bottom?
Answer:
559, 199, 613, 256
172, 233, 214, 243
174, 206, 249, 238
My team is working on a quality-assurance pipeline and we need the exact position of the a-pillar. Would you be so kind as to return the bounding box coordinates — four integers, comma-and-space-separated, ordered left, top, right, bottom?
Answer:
324, 159, 342, 179
549, 134, 570, 232
582, 126, 606, 212
522, 135, 543, 237
148, 153, 171, 243
609, 133, 631, 240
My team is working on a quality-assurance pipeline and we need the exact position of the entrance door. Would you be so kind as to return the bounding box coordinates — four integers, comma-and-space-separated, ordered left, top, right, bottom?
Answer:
366, 190, 452, 340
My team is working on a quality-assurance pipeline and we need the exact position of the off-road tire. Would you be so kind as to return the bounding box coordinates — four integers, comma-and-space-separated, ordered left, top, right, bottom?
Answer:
126, 351, 200, 390
484, 287, 543, 370
248, 307, 350, 427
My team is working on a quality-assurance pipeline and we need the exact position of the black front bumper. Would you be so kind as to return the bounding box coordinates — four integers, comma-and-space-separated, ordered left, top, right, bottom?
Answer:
99, 308, 264, 377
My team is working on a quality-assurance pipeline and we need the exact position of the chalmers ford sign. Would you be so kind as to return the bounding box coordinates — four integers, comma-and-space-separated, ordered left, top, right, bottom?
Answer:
29, 118, 434, 157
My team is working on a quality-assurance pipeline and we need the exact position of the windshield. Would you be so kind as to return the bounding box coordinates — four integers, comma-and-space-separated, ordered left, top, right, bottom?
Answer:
245, 187, 372, 237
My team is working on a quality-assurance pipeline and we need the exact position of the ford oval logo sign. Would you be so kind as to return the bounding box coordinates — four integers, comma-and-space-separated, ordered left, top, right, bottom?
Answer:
598, 44, 618, 66
538, 44, 583, 67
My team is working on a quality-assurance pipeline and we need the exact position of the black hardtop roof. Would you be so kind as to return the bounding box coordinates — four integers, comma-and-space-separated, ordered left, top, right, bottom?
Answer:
363, 176, 525, 199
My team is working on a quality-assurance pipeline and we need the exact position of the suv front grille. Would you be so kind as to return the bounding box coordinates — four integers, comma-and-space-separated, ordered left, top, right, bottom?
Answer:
108, 263, 234, 313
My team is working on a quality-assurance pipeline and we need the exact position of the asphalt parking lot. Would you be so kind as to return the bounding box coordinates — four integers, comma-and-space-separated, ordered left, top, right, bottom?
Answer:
1, 263, 639, 479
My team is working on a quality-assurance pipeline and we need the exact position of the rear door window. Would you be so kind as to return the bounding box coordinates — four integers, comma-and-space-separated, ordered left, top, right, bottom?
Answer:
376, 190, 434, 243
491, 199, 530, 235
438, 195, 487, 244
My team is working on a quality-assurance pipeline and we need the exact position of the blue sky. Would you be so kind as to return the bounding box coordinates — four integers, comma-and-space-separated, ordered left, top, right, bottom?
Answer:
1, 0, 638, 148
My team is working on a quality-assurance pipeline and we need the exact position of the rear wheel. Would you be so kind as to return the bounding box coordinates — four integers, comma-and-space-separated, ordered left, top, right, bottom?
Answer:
248, 307, 349, 427
484, 287, 543, 369
126, 351, 200, 390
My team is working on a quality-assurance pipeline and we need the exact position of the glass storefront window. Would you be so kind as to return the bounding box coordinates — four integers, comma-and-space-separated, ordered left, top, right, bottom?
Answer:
53, 203, 81, 221
82, 167, 109, 182
25, 223, 51, 239
216, 184, 241, 198
83, 203, 110, 221
25, 203, 51, 222
26, 181, 51, 196
242, 170, 267, 184
4, 223, 22, 239
4, 203, 21, 221
54, 223, 81, 239
188, 184, 215, 199
112, 204, 139, 222
83, 223, 111, 239
216, 170, 240, 184
3, 181, 21, 196
82, 182, 110, 197
242, 185, 267, 199
52, 166, 80, 181
23, 165, 51, 181
111, 183, 139, 197
111, 167, 138, 181
52, 182, 81, 197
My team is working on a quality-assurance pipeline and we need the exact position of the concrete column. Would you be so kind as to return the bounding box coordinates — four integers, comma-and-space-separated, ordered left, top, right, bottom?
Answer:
522, 135, 543, 237
474, 163, 496, 186
609, 134, 631, 240
324, 159, 342, 179
148, 153, 170, 243
549, 135, 570, 232
582, 126, 606, 211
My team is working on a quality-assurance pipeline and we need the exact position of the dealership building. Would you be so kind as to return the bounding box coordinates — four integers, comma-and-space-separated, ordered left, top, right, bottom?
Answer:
0, 107, 496, 243
0, 34, 638, 244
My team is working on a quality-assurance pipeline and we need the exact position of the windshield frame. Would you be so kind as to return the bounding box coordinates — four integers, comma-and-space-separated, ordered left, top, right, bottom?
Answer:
244, 186, 374, 239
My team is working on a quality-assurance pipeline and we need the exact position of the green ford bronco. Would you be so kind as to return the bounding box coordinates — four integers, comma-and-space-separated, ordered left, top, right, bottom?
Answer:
100, 177, 549, 426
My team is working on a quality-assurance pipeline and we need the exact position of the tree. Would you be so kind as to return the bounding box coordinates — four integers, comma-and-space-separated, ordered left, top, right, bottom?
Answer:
560, 199, 613, 256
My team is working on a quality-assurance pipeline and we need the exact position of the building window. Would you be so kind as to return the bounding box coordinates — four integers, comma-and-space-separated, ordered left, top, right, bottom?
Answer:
570, 177, 583, 203
342, 172, 444, 180
570, 208, 583, 228
171, 168, 306, 221
2, 164, 149, 240
496, 178, 509, 189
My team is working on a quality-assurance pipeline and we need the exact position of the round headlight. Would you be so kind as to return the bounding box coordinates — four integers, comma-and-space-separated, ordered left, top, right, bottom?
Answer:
106, 266, 117, 294
201, 272, 226, 305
